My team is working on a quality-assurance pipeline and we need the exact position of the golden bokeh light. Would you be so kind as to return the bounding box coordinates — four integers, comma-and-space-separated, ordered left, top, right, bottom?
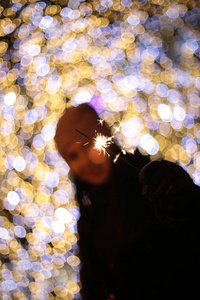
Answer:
0, 0, 200, 299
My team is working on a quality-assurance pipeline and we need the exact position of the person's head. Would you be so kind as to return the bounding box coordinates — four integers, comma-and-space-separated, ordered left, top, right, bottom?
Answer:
55, 103, 113, 185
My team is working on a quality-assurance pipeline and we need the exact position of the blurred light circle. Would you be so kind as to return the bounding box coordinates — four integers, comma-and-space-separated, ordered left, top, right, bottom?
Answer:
62, 38, 78, 52
156, 83, 169, 97
17, 259, 32, 271
2, 269, 12, 280
3, 106, 16, 120
21, 55, 33, 66
52, 253, 66, 265
17, 248, 29, 259
74, 90, 92, 104
13, 156, 26, 171
7, 191, 20, 205
54, 190, 69, 204
36, 63, 49, 76
96, 79, 112, 93
40, 183, 53, 196
13, 215, 25, 226
44, 149, 59, 165
68, 206, 80, 221
166, 8, 179, 19
51, 220, 65, 233
25, 215, 36, 227
2, 280, 17, 291
54, 161, 69, 176
167, 90, 180, 103
173, 106, 186, 121
41, 124, 55, 141
4, 92, 16, 106
0, 216, 4, 227
140, 134, 159, 155
40, 202, 54, 216
1, 121, 13, 136
195, 77, 200, 90
28, 44, 41, 56
45, 171, 59, 188
33, 134, 46, 150
0, 228, 8, 239
25, 152, 38, 168
55, 208, 73, 224
38, 231, 51, 243
185, 139, 197, 153
24, 109, 38, 124
4, 199, 15, 211
41, 216, 52, 229
35, 106, 47, 120
34, 240, 46, 251
14, 226, 26, 238
39, 16, 53, 29
46, 75, 62, 94
32, 262, 43, 272
41, 280, 54, 292
40, 269, 51, 278
158, 104, 172, 122
41, 253, 52, 264
183, 115, 194, 129
146, 115, 159, 130
15, 188, 26, 201
171, 118, 182, 130
122, 117, 143, 138
4, 24, 15, 34
127, 14, 140, 25
61, 7, 72, 17
4, 155, 14, 169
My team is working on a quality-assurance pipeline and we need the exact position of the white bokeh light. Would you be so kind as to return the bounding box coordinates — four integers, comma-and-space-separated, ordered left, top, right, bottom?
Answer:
4, 92, 16, 106
55, 208, 73, 224
7, 191, 20, 205
13, 156, 26, 172
51, 221, 65, 233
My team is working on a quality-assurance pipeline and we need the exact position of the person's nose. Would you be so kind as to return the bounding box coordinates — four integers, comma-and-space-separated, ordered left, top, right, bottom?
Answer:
89, 148, 107, 164
79, 149, 93, 168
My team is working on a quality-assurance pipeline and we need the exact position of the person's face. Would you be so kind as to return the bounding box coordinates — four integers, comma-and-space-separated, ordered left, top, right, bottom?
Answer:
64, 138, 111, 185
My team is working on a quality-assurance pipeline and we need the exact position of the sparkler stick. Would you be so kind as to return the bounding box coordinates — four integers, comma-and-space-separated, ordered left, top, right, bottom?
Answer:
75, 129, 140, 172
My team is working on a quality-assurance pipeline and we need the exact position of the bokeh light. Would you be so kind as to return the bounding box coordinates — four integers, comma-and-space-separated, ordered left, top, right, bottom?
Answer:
0, 0, 200, 299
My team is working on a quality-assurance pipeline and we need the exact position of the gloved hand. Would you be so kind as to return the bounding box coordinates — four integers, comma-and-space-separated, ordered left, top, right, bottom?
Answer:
139, 160, 194, 201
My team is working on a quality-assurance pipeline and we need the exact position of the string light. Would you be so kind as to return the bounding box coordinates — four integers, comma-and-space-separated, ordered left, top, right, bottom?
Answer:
0, 0, 200, 299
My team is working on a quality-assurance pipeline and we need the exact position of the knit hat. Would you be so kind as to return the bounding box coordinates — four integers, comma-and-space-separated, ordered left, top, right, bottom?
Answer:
54, 103, 112, 159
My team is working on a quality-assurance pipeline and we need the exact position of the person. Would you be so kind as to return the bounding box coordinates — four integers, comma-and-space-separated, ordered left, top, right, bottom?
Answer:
55, 103, 200, 300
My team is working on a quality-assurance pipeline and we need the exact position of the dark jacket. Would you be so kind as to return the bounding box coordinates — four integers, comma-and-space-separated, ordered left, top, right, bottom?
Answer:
75, 150, 200, 300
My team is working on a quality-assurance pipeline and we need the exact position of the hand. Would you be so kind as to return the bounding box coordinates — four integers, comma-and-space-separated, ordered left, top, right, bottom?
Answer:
139, 160, 194, 201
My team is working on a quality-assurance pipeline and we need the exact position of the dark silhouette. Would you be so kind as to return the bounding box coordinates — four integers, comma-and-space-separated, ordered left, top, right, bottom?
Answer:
55, 103, 200, 300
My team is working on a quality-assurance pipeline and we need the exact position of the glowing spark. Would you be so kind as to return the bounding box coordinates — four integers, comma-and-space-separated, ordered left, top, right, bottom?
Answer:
94, 133, 114, 155
97, 119, 104, 126
75, 129, 140, 172
113, 153, 120, 164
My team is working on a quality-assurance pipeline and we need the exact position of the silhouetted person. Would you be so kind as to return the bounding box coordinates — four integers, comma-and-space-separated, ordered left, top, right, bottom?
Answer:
55, 103, 200, 300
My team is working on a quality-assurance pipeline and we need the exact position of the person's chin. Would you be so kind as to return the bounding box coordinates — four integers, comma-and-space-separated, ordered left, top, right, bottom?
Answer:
87, 171, 109, 186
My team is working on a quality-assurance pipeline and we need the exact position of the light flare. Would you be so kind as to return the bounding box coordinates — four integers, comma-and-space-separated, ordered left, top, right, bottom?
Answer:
93, 133, 114, 155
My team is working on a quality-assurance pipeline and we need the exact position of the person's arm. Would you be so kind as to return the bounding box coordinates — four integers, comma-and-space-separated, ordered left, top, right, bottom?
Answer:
139, 160, 200, 228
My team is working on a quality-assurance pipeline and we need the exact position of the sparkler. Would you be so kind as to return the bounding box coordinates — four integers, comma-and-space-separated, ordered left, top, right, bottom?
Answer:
93, 133, 114, 155
75, 129, 140, 172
